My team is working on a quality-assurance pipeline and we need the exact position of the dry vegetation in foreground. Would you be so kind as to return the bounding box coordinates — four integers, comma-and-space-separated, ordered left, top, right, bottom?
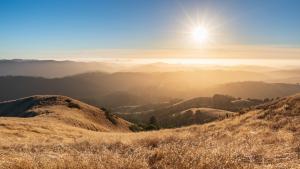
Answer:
0, 94, 300, 169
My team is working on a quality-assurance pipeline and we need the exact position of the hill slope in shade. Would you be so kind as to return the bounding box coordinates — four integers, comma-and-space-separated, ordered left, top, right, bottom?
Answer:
0, 60, 122, 77
0, 94, 299, 168
209, 81, 300, 99
117, 95, 261, 128
0, 95, 131, 135
0, 60, 276, 78
1, 72, 300, 109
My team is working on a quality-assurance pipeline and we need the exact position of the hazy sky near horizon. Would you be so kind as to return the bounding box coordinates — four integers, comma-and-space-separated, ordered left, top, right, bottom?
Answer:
0, 0, 300, 61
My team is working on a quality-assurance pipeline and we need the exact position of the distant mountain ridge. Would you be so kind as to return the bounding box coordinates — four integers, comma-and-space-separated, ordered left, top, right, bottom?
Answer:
1, 59, 300, 84
0, 59, 120, 77
1, 72, 300, 109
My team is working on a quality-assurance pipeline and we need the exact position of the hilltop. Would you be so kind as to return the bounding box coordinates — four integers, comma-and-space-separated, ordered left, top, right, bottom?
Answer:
0, 95, 131, 145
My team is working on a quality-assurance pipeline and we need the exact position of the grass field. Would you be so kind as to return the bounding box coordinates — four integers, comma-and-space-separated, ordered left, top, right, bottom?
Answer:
0, 95, 299, 169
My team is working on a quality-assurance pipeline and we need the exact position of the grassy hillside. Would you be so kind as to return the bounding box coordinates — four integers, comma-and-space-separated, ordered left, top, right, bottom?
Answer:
0, 95, 131, 133
117, 95, 262, 128
0, 94, 299, 168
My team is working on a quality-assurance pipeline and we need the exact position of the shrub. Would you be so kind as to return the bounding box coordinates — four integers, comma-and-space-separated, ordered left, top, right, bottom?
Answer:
67, 102, 80, 109
129, 123, 160, 132
144, 124, 160, 131
101, 107, 117, 125
129, 124, 144, 132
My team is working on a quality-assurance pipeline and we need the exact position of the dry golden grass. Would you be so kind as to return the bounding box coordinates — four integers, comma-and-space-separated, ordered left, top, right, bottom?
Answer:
0, 95, 131, 133
0, 94, 299, 169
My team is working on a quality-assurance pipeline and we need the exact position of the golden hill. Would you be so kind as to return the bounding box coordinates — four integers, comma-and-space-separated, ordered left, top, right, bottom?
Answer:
0, 95, 131, 144
0, 94, 299, 168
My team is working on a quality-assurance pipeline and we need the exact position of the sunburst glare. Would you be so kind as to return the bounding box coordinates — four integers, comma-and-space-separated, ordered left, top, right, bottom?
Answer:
191, 26, 209, 44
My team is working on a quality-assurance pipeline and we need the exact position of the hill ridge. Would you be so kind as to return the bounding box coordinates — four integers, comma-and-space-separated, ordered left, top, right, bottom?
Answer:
0, 95, 131, 132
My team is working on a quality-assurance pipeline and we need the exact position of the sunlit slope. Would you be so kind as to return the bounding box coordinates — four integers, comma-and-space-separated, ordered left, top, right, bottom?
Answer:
0, 95, 130, 143
0, 94, 299, 168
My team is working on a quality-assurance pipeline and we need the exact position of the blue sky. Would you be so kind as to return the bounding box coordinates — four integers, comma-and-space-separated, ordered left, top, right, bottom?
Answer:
0, 0, 300, 60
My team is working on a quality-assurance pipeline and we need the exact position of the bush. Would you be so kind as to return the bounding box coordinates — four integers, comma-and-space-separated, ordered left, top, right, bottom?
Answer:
101, 107, 117, 125
129, 123, 160, 132
67, 102, 80, 109
129, 124, 144, 132
144, 124, 160, 131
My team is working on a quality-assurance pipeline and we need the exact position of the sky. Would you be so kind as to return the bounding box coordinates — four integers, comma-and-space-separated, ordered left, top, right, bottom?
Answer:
0, 0, 300, 62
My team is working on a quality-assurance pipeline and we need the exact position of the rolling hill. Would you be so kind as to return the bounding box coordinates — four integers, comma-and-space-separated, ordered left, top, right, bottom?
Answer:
0, 59, 123, 77
0, 95, 131, 135
1, 72, 300, 109
208, 81, 300, 99
0, 60, 273, 78
116, 94, 262, 128
0, 94, 299, 168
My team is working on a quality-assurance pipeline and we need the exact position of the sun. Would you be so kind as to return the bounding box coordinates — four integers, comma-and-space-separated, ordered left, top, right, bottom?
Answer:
191, 26, 209, 44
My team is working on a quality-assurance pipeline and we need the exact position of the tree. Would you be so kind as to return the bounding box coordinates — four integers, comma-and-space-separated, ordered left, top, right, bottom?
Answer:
148, 116, 160, 130
101, 107, 117, 125
149, 116, 158, 125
